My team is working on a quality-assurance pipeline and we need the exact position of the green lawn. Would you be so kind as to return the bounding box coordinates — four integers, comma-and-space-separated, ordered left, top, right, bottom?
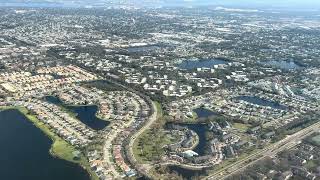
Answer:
305, 160, 318, 169
133, 101, 180, 163
51, 140, 79, 163
154, 101, 163, 118
133, 129, 178, 163
183, 111, 199, 123
233, 123, 250, 132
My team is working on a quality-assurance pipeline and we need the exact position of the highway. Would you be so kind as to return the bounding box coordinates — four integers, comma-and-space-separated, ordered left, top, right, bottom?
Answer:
204, 120, 320, 180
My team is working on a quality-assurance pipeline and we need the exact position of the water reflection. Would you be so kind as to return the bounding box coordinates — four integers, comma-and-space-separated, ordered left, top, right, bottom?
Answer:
0, 109, 90, 180
45, 96, 109, 130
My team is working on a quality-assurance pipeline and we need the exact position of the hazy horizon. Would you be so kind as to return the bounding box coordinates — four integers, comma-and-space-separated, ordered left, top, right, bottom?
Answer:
0, 0, 319, 9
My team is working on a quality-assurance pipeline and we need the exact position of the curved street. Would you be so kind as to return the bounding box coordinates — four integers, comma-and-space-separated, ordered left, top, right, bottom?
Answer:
127, 101, 158, 176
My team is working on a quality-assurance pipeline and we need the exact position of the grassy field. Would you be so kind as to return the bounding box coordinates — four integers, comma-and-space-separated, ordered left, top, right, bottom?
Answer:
154, 101, 163, 118
133, 101, 180, 163
0, 106, 99, 180
305, 160, 318, 169
133, 129, 180, 163
0, 106, 16, 111
182, 111, 199, 123
233, 123, 250, 132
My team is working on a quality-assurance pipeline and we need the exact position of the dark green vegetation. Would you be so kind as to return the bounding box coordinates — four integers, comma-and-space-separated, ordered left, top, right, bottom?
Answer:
305, 133, 320, 147
83, 80, 124, 91
272, 111, 320, 142
227, 133, 320, 180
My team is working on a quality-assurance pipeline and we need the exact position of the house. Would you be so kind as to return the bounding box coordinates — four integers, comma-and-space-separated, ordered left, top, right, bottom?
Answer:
262, 131, 275, 139
224, 145, 235, 158
234, 141, 248, 150
297, 151, 314, 160
278, 171, 293, 180
182, 150, 198, 158
221, 134, 233, 142
248, 126, 261, 134
193, 155, 212, 164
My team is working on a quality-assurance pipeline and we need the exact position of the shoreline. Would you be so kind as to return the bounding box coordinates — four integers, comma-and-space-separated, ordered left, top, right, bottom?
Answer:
45, 95, 110, 123
0, 106, 99, 180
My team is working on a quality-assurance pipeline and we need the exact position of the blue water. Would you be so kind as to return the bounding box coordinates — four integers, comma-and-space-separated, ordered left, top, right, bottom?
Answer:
168, 165, 206, 180
68, 105, 109, 131
45, 96, 63, 104
45, 96, 109, 130
194, 108, 218, 118
184, 124, 208, 156
168, 123, 208, 156
178, 59, 227, 70
237, 96, 287, 110
0, 109, 90, 180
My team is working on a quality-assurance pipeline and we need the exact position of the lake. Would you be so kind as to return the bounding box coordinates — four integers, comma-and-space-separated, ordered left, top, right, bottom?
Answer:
177, 59, 228, 70
168, 123, 208, 156
237, 96, 287, 110
260, 60, 301, 70
45, 95, 63, 104
45, 96, 109, 130
0, 109, 90, 180
184, 124, 208, 156
68, 105, 110, 131
194, 108, 218, 118
168, 165, 207, 180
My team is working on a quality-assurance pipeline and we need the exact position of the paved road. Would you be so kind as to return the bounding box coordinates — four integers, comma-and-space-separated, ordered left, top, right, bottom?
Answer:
103, 130, 121, 178
102, 96, 143, 178
127, 101, 158, 173
204, 120, 320, 180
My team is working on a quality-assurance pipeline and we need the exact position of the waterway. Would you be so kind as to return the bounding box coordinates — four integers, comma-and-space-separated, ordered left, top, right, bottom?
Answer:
167, 123, 208, 156
237, 96, 287, 110
168, 165, 207, 180
185, 124, 208, 156
0, 109, 90, 180
177, 59, 228, 70
194, 108, 218, 118
260, 60, 301, 70
45, 96, 109, 130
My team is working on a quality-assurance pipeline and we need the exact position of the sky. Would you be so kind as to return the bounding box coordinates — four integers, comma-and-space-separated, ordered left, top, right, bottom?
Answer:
163, 0, 320, 8
0, 0, 319, 9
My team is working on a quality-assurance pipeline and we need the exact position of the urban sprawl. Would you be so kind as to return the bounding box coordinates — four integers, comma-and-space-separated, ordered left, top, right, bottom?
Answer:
0, 6, 320, 180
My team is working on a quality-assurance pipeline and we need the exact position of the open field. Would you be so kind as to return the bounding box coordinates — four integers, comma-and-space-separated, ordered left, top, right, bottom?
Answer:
233, 123, 251, 132
133, 130, 179, 163
132, 101, 179, 164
